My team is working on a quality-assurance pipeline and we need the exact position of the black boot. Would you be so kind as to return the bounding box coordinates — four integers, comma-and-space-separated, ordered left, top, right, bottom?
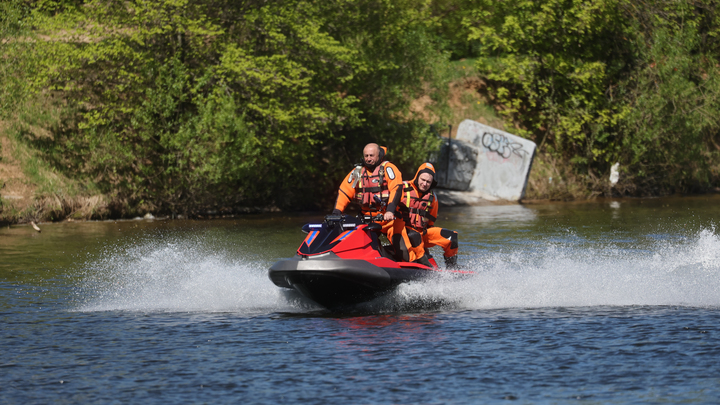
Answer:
413, 254, 433, 268
444, 255, 458, 270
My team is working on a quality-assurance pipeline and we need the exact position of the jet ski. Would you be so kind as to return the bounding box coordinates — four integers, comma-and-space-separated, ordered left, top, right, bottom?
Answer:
269, 214, 470, 309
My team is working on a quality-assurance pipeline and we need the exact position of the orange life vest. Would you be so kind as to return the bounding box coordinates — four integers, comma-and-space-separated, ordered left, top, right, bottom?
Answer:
351, 162, 391, 212
401, 181, 436, 231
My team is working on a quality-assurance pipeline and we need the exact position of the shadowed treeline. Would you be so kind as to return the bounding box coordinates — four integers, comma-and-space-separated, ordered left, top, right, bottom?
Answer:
2, 0, 720, 222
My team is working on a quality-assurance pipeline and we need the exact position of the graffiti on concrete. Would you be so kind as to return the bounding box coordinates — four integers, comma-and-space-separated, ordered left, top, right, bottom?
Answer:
482, 132, 528, 159
450, 119, 537, 200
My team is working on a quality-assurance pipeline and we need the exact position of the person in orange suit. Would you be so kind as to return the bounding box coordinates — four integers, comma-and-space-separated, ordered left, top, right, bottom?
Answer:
332, 143, 413, 261
386, 162, 459, 268
332, 143, 404, 232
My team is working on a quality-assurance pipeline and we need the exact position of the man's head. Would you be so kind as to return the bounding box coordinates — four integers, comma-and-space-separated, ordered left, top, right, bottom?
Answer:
417, 172, 434, 192
363, 143, 381, 168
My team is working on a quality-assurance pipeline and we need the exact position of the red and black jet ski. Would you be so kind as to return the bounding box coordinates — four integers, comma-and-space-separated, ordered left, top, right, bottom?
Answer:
269, 214, 469, 309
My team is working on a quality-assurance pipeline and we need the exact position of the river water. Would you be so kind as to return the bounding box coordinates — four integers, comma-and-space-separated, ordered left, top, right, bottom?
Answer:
2, 196, 720, 404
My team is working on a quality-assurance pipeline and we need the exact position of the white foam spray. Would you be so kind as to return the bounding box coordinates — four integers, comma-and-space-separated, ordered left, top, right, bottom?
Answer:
75, 229, 720, 313
397, 228, 720, 309
75, 235, 310, 313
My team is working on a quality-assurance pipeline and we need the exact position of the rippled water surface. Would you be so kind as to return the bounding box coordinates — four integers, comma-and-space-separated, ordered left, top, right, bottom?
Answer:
2, 196, 720, 404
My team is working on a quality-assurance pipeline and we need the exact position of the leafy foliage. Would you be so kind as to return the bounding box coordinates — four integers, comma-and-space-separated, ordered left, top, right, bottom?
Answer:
458, 0, 720, 194
9, 0, 720, 215
23, 0, 443, 213
0, 0, 35, 119
619, 2, 720, 193
464, 0, 633, 162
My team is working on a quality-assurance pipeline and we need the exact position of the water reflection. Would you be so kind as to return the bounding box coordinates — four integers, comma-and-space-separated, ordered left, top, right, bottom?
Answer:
335, 314, 437, 332
609, 200, 621, 220
444, 204, 537, 225
331, 314, 445, 352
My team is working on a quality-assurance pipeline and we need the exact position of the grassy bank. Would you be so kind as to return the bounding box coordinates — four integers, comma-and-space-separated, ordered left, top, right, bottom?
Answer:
0, 51, 660, 224
0, 59, 599, 225
4, 0, 720, 226
0, 116, 109, 225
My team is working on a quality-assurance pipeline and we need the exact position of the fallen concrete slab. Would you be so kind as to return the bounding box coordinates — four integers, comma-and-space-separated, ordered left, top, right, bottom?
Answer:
434, 189, 498, 207
435, 119, 536, 204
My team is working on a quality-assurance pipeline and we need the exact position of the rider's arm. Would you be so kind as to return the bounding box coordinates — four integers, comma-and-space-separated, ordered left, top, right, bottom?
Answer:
381, 162, 403, 221
385, 182, 404, 215
427, 193, 439, 227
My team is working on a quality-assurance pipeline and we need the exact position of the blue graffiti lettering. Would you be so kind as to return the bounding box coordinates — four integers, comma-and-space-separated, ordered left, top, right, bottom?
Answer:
482, 132, 528, 159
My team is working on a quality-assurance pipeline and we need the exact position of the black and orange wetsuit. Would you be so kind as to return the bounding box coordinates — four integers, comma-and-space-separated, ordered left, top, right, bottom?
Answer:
386, 162, 459, 266
333, 158, 403, 235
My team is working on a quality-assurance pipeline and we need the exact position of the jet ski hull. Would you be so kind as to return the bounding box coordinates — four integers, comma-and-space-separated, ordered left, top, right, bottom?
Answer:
268, 215, 465, 309
269, 254, 434, 309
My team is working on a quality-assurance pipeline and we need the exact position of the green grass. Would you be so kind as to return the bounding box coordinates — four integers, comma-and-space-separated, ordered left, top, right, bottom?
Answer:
8, 122, 80, 197
447, 57, 480, 80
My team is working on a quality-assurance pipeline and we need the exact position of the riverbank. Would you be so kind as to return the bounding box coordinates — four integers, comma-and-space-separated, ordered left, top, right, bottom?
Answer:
2, 112, 707, 226
5, 1, 720, 225
0, 122, 110, 226
0, 66, 710, 226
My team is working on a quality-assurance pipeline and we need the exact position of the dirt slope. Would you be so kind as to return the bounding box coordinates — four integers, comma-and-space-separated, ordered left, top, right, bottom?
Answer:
0, 124, 35, 217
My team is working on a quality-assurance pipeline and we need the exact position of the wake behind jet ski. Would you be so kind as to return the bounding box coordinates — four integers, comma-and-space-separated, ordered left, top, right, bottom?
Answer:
268, 214, 471, 309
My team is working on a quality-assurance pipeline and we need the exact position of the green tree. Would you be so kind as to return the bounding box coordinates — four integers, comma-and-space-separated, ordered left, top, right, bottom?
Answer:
465, 0, 633, 167
27, 0, 443, 214
459, 0, 720, 193
0, 0, 35, 120
619, 1, 720, 193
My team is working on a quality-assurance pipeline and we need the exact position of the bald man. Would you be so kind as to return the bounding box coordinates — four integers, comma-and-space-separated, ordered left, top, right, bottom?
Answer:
332, 143, 403, 234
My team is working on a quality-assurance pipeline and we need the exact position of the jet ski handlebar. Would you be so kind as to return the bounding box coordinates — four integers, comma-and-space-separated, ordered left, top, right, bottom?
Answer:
323, 213, 385, 225
363, 214, 386, 223
324, 214, 344, 223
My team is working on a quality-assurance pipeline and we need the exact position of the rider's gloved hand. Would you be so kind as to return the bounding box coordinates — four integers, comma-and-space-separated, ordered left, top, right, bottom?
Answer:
331, 209, 342, 216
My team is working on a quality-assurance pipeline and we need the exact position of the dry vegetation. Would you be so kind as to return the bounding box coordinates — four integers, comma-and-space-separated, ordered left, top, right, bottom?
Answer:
0, 119, 109, 225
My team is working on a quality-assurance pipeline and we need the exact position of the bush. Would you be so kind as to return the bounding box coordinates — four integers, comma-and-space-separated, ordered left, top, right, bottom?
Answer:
461, 0, 720, 194
24, 0, 445, 214
618, 4, 720, 193
0, 0, 35, 120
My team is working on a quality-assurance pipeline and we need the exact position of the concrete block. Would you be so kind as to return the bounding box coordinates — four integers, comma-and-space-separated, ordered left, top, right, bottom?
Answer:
455, 119, 536, 201
434, 138, 479, 191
